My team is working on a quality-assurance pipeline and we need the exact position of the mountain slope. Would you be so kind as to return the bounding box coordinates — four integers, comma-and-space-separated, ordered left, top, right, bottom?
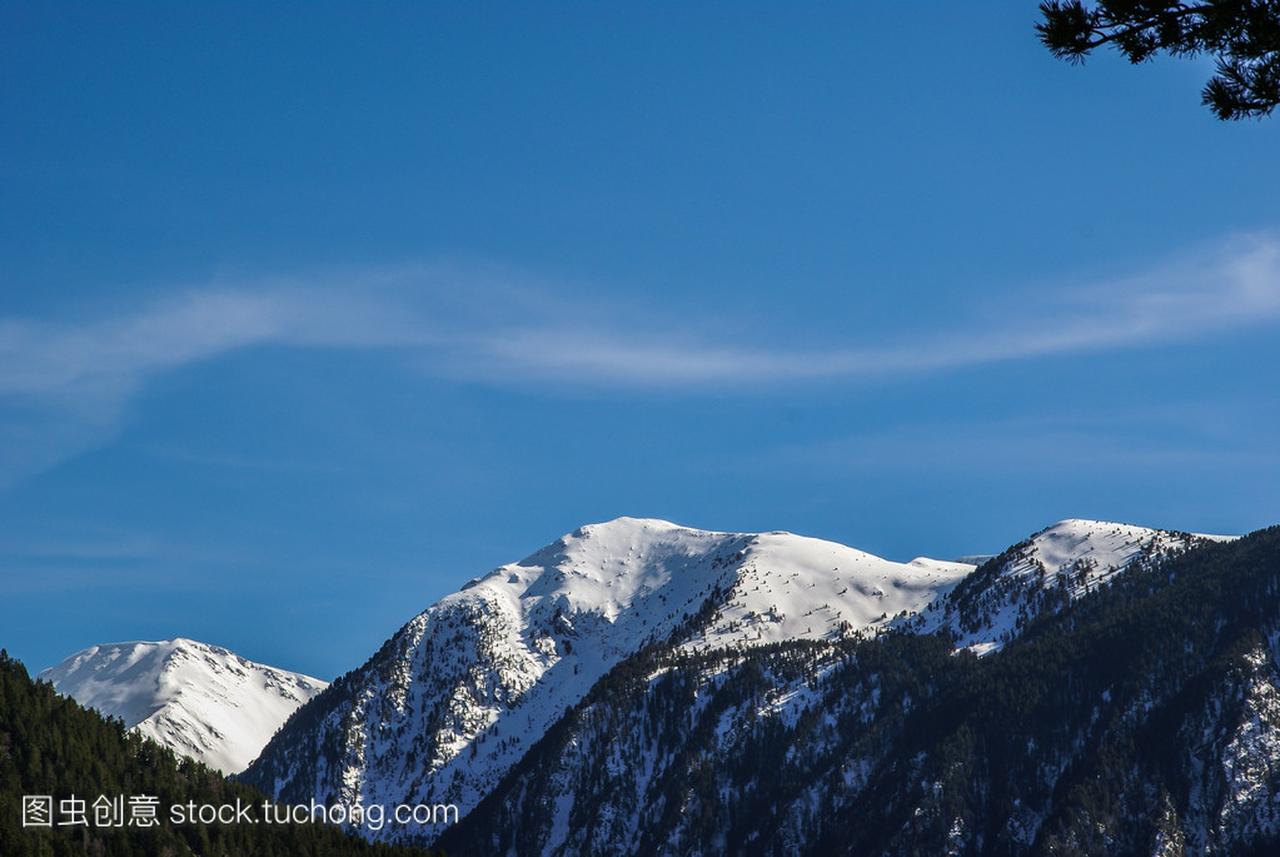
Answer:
908, 518, 1235, 654
0, 650, 432, 857
242, 517, 973, 837
41, 637, 327, 774
438, 526, 1280, 856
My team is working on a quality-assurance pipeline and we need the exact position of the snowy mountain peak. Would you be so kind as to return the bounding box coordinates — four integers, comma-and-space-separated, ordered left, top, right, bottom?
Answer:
574, 515, 694, 535
457, 518, 973, 654
41, 638, 327, 774
243, 518, 976, 832
915, 519, 1238, 654
1028, 518, 1192, 583
502, 516, 748, 620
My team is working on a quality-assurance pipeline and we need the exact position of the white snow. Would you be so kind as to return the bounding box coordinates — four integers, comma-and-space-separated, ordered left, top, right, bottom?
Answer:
40, 638, 327, 774
1029, 519, 1233, 591
254, 517, 976, 833
244, 514, 1237, 840
920, 519, 1237, 654
690, 533, 975, 649
457, 518, 975, 657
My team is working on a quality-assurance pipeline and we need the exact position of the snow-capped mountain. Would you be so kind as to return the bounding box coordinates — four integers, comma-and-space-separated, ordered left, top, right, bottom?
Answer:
438, 525, 1280, 857
242, 516, 974, 833
909, 518, 1237, 654
244, 514, 1241, 843
20, 515, 1265, 854
41, 638, 328, 774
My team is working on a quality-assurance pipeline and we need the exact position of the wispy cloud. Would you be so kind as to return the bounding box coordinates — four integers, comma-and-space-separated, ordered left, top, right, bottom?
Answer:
1, 232, 1278, 486
444, 232, 1280, 384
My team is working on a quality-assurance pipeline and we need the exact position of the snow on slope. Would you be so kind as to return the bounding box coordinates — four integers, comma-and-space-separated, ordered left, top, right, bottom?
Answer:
243, 517, 974, 834
41, 638, 328, 774
691, 529, 974, 650
911, 519, 1237, 654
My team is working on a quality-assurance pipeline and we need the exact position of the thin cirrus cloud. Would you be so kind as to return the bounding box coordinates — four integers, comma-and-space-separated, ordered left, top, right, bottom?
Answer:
459, 231, 1280, 383
0, 231, 1278, 486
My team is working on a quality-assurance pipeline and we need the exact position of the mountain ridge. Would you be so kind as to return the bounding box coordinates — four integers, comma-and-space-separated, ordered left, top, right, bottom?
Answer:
438, 526, 1280, 856
906, 517, 1236, 654
35, 514, 1237, 846
242, 514, 1233, 843
41, 636, 328, 774
241, 515, 979, 837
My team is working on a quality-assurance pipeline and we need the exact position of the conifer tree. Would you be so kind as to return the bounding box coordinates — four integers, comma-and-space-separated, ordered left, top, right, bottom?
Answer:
1038, 1, 1280, 118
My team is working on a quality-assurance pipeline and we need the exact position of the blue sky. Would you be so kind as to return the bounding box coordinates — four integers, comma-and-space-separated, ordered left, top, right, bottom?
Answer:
2, 2, 1278, 679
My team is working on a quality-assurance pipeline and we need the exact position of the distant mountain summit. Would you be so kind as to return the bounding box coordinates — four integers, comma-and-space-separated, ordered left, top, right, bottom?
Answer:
0, 650, 430, 856
910, 518, 1236, 653
242, 516, 976, 834
41, 637, 327, 773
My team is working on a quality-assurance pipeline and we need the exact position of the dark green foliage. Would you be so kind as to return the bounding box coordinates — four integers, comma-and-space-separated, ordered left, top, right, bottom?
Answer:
822, 527, 1280, 855
1038, 1, 1280, 118
0, 653, 436, 857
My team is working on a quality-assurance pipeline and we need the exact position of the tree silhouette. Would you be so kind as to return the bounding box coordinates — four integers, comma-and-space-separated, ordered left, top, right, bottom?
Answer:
1038, 1, 1280, 119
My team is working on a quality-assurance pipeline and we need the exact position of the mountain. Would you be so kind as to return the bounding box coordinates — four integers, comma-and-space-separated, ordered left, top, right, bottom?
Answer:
15, 514, 1260, 854
243, 515, 1243, 849
0, 650, 434, 857
438, 526, 1280, 856
41, 637, 327, 774
907, 518, 1235, 654
241, 517, 974, 837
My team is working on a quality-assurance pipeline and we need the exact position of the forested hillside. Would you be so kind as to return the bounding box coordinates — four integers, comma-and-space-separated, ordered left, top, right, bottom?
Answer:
440, 526, 1280, 856
0, 652, 433, 857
